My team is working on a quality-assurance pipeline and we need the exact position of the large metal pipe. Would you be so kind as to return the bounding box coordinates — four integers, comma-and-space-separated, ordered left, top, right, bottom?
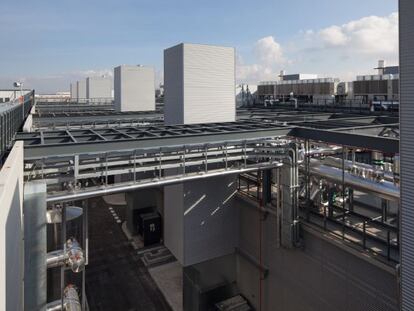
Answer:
46, 250, 67, 269
46, 239, 85, 273
47, 162, 283, 203
320, 156, 395, 182
309, 162, 399, 201
46, 285, 81, 311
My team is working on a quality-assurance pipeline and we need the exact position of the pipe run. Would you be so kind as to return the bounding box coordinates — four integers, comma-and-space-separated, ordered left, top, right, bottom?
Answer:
309, 161, 399, 201
46, 285, 81, 311
47, 238, 85, 273
47, 162, 284, 203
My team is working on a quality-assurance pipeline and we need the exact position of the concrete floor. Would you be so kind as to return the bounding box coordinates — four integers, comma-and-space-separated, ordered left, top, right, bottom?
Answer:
149, 261, 183, 311
85, 197, 171, 311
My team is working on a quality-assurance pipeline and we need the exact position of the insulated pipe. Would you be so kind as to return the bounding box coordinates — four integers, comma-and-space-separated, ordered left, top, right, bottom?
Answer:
46, 239, 85, 273
320, 157, 395, 182
302, 145, 342, 156
309, 162, 399, 201
47, 162, 284, 203
46, 250, 67, 269
46, 285, 81, 311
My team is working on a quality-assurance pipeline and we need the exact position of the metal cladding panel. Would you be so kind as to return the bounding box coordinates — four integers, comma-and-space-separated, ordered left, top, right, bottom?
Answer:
70, 83, 78, 100
76, 80, 86, 100
164, 43, 235, 125
400, 1, 414, 309
114, 65, 155, 112
184, 43, 235, 124
164, 44, 184, 125
237, 198, 399, 311
86, 77, 112, 99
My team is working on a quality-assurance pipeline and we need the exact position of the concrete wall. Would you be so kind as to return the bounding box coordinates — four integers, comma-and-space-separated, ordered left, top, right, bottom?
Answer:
86, 77, 112, 99
164, 183, 185, 263
114, 65, 155, 112
165, 175, 239, 267
400, 1, 414, 309
235, 196, 399, 311
164, 43, 235, 125
0, 141, 24, 311
77, 80, 86, 100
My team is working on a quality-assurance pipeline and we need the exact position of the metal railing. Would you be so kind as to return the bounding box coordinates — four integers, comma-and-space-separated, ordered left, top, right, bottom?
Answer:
0, 90, 34, 162
23, 139, 289, 202
259, 99, 399, 115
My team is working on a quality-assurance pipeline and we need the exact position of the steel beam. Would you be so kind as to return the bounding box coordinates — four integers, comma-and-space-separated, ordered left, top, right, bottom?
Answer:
21, 127, 293, 159
290, 127, 399, 153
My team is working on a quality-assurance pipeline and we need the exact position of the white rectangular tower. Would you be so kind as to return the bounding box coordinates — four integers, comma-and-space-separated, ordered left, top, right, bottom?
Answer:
70, 82, 78, 101
114, 65, 155, 112
164, 43, 235, 125
86, 77, 112, 99
163, 43, 238, 267
77, 80, 86, 101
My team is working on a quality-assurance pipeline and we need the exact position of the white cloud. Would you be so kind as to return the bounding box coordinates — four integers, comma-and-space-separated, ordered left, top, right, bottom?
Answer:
310, 12, 398, 57
237, 12, 399, 83
253, 36, 286, 67
319, 26, 348, 47
236, 36, 287, 83
72, 69, 113, 78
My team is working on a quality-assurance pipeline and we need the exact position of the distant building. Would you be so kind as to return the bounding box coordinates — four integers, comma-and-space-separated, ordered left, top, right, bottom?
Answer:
86, 76, 112, 100
114, 65, 155, 112
70, 82, 78, 101
353, 61, 399, 102
258, 72, 340, 103
77, 80, 87, 101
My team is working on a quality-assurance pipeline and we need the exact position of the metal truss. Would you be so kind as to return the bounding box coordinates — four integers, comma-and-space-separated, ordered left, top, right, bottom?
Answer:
16, 113, 399, 159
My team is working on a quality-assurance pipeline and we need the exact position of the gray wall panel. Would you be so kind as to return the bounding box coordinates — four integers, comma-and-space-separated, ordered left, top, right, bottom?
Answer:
400, 0, 414, 309
236, 197, 399, 311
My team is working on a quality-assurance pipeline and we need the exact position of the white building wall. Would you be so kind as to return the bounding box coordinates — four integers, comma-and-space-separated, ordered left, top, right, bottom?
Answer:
164, 175, 238, 267
164, 43, 238, 267
114, 65, 155, 112
164, 43, 235, 125
0, 142, 24, 311
77, 80, 86, 100
86, 77, 112, 99
70, 83, 78, 100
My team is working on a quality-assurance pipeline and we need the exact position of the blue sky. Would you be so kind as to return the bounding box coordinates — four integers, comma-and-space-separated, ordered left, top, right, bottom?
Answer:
0, 0, 398, 93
